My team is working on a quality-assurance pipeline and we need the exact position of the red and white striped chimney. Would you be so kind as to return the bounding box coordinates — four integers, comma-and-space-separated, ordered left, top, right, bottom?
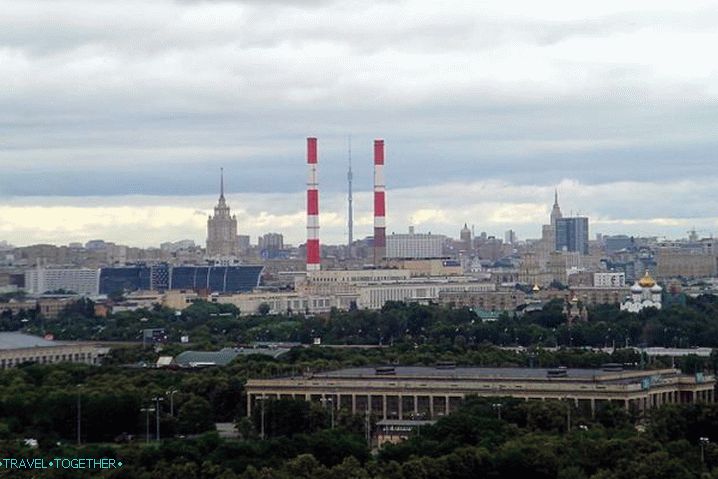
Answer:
306, 137, 320, 271
373, 139, 386, 265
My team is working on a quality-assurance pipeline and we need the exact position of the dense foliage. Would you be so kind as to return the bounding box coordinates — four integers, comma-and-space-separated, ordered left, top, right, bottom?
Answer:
2, 296, 718, 476
4, 398, 718, 478
7, 295, 718, 350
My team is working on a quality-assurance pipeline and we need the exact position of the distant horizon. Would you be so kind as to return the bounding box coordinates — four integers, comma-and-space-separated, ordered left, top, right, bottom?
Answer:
0, 182, 712, 249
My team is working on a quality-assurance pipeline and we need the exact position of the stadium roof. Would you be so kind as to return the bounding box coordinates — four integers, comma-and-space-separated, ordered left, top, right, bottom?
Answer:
174, 346, 289, 367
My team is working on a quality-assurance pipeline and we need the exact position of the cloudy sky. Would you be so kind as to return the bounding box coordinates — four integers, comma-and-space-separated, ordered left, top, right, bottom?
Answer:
1, 0, 717, 247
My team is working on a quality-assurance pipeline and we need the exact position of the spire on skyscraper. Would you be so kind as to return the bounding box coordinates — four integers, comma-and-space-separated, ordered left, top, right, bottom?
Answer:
550, 187, 562, 227
220, 167, 225, 200
347, 135, 353, 250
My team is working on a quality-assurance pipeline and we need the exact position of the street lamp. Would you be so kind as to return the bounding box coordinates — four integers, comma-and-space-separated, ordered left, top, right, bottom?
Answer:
700, 437, 710, 468
140, 406, 155, 444
166, 389, 178, 417
492, 403, 502, 420
76, 385, 83, 446
320, 397, 335, 429
256, 396, 267, 440
152, 396, 164, 441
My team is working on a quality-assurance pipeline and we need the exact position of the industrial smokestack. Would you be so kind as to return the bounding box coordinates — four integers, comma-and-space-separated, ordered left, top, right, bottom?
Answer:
373, 139, 386, 265
306, 137, 320, 271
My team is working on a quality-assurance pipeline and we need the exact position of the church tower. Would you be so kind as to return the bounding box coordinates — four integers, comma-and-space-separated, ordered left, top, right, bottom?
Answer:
206, 168, 239, 257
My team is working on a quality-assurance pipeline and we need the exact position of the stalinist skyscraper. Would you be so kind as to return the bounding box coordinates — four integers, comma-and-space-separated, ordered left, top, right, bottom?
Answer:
539, 189, 562, 259
550, 189, 563, 229
206, 168, 239, 257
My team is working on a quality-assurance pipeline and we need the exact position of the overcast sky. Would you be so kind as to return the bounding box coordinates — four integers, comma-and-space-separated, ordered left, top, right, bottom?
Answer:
1, 0, 717, 247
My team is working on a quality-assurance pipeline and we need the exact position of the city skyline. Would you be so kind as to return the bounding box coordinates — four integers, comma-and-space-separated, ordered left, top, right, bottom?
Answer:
0, 179, 714, 248
2, 0, 718, 246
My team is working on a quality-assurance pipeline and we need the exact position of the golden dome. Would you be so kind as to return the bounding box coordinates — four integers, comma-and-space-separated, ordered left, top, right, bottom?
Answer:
638, 271, 656, 288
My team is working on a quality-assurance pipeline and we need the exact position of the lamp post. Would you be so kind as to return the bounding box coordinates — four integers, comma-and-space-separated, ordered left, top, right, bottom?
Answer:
76, 385, 83, 446
257, 396, 267, 440
492, 403, 502, 420
700, 437, 710, 469
153, 396, 164, 441
320, 397, 335, 429
166, 390, 178, 417
140, 406, 155, 444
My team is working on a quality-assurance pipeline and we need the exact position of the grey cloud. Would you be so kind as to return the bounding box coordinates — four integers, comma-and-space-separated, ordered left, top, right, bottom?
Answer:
1, 0, 717, 222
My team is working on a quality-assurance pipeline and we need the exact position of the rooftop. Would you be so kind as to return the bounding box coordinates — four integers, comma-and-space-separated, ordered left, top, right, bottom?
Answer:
0, 332, 68, 350
174, 346, 290, 367
308, 366, 677, 384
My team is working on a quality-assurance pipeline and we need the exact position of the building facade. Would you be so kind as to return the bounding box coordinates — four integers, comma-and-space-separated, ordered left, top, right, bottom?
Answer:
594, 272, 626, 288
246, 366, 715, 419
207, 170, 239, 258
24, 267, 100, 296
386, 229, 445, 259
0, 333, 109, 369
556, 217, 589, 255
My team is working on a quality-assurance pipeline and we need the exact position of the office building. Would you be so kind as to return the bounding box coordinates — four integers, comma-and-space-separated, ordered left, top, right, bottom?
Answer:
594, 272, 626, 288
655, 249, 717, 279
24, 267, 100, 296
556, 217, 589, 255
386, 228, 445, 259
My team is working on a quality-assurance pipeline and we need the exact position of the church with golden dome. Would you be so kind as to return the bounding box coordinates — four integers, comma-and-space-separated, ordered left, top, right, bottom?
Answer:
620, 271, 663, 313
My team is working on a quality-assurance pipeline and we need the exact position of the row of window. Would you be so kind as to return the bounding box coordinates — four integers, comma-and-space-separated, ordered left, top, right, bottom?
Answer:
0, 351, 98, 368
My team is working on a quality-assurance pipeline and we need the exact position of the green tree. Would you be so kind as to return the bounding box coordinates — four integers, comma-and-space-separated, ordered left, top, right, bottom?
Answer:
178, 395, 215, 434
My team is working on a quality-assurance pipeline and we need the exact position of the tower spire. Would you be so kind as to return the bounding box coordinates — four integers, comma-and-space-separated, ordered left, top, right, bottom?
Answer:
347, 135, 353, 250
220, 167, 225, 199
554, 188, 558, 206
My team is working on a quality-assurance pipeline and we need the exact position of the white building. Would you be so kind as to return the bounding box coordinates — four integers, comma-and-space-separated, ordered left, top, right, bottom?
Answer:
305, 269, 412, 284
594, 272, 626, 288
25, 267, 100, 296
620, 271, 662, 313
357, 279, 495, 310
386, 228, 445, 259
214, 291, 347, 315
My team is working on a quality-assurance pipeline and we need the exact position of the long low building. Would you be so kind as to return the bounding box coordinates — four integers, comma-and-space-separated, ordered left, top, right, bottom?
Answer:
245, 366, 715, 419
0, 332, 110, 369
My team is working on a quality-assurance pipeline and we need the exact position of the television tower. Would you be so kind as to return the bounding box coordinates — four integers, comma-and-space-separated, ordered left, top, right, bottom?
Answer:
347, 136, 353, 251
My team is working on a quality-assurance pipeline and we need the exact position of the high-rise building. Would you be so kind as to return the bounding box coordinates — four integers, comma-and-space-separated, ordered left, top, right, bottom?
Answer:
556, 217, 589, 255
539, 189, 562, 260
459, 224, 472, 251
386, 228, 444, 259
206, 169, 239, 258
25, 267, 100, 296
504, 229, 517, 245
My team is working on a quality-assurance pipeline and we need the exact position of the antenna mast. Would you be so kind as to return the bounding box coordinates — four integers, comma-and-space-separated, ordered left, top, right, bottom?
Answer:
347, 135, 354, 251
